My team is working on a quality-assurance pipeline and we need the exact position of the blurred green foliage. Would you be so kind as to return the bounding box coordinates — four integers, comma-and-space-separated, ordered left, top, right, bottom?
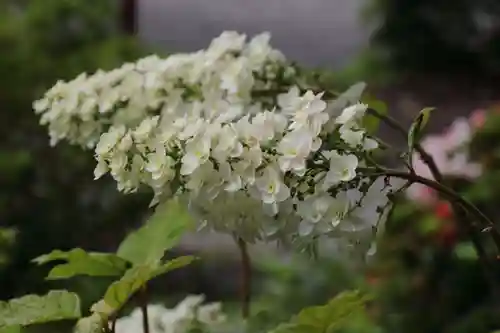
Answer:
0, 0, 153, 299
364, 0, 500, 77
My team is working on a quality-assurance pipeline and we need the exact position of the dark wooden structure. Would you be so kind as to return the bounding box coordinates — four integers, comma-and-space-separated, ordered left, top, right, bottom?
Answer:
121, 0, 138, 35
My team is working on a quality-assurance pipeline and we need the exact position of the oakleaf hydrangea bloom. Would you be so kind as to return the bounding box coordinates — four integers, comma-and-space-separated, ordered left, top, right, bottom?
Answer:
114, 295, 226, 333
34, 31, 402, 250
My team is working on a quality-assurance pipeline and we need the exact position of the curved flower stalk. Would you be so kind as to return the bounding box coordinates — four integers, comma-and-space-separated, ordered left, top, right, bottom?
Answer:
407, 115, 482, 205
34, 31, 401, 251
114, 295, 226, 333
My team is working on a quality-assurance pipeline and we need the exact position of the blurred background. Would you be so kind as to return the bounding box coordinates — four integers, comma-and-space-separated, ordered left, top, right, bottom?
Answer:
1, 0, 500, 332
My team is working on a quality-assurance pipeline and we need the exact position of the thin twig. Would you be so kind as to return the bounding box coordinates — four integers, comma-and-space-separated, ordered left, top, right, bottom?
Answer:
362, 168, 494, 228
139, 286, 150, 333
368, 107, 500, 250
363, 167, 500, 300
236, 237, 251, 319
111, 317, 116, 333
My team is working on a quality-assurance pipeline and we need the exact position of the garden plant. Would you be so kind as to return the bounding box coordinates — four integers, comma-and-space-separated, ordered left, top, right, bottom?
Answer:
2, 31, 500, 333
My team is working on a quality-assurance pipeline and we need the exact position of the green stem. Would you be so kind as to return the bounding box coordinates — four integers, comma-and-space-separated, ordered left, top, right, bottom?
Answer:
236, 237, 251, 319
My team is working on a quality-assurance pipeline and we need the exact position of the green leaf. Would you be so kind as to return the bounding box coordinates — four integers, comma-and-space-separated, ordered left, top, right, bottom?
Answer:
149, 255, 197, 279
362, 96, 388, 134
117, 198, 194, 265
75, 256, 195, 333
103, 265, 152, 309
33, 248, 128, 280
74, 313, 104, 333
408, 107, 435, 162
454, 242, 479, 261
104, 256, 196, 309
269, 290, 372, 333
0, 326, 22, 333
0, 290, 81, 328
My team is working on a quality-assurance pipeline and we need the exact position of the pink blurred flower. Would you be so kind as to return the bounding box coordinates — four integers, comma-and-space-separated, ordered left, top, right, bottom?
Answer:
406, 183, 438, 206
405, 117, 482, 205
469, 109, 486, 129
442, 118, 472, 149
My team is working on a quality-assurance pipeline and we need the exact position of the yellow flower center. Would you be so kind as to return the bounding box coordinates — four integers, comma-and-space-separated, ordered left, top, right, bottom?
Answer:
341, 168, 350, 178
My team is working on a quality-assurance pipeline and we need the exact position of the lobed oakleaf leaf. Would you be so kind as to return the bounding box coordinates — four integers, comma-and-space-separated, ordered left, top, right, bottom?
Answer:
269, 290, 372, 333
117, 198, 194, 266
0, 290, 81, 328
33, 248, 128, 280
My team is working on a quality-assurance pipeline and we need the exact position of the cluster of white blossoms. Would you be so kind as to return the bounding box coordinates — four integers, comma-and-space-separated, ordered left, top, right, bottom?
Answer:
34, 31, 403, 247
114, 295, 226, 333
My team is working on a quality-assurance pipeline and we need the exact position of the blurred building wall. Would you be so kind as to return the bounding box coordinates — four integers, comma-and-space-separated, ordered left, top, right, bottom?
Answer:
138, 0, 370, 68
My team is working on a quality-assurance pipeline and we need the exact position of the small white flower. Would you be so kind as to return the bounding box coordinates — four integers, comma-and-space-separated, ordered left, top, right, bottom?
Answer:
277, 129, 315, 174
323, 152, 358, 189
339, 126, 364, 147
146, 147, 174, 181
219, 161, 243, 192
363, 137, 379, 151
93, 159, 109, 180
297, 194, 350, 236
95, 126, 126, 156
213, 124, 243, 161
185, 161, 216, 196
117, 132, 133, 151
335, 103, 367, 127
109, 152, 128, 176
277, 86, 301, 111
180, 136, 211, 175
133, 116, 159, 142
253, 166, 290, 206
283, 89, 328, 135
297, 196, 332, 223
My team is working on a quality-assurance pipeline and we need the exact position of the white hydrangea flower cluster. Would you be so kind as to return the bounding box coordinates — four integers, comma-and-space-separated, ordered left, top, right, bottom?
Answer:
114, 295, 226, 333
33, 31, 288, 149
34, 31, 401, 246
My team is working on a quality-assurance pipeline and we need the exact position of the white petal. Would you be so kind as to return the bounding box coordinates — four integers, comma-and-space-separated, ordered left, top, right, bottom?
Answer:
299, 221, 314, 236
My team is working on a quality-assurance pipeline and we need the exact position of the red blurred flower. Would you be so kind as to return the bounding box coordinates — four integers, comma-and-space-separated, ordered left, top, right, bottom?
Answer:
434, 201, 453, 220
